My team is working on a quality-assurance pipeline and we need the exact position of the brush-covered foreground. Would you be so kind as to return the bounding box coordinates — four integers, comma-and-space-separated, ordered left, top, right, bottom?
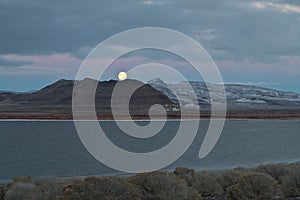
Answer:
1, 163, 300, 200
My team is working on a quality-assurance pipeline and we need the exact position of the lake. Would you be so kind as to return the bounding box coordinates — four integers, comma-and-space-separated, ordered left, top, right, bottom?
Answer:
0, 119, 299, 182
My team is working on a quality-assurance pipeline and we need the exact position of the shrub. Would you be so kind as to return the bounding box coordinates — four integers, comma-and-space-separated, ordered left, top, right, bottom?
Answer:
174, 167, 195, 181
130, 171, 201, 200
226, 172, 281, 200
189, 172, 223, 197
254, 164, 289, 184
4, 182, 35, 200
216, 168, 248, 191
12, 177, 32, 184
57, 176, 140, 200
281, 166, 300, 197
0, 185, 5, 200
26, 178, 81, 200
175, 167, 223, 197
174, 167, 237, 197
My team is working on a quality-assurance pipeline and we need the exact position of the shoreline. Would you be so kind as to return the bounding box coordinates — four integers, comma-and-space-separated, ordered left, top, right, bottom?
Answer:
0, 114, 300, 120
2, 160, 298, 183
1, 161, 300, 199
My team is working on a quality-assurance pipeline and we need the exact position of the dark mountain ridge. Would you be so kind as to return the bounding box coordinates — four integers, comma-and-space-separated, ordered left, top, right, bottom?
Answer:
0, 79, 177, 119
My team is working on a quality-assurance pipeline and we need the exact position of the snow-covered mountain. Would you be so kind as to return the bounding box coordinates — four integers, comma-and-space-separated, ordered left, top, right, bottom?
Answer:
147, 78, 300, 110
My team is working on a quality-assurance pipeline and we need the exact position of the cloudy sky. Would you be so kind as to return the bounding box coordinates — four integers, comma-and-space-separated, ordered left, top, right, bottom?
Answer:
0, 0, 300, 92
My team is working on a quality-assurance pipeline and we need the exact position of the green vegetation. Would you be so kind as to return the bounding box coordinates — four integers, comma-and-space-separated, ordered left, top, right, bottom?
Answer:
1, 162, 300, 200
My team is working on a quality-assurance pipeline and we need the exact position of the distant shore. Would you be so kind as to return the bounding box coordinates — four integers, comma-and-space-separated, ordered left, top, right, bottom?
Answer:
1, 113, 300, 120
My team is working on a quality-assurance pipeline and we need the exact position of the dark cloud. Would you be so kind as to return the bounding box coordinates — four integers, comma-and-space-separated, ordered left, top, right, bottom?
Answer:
0, 0, 188, 55
0, 0, 299, 63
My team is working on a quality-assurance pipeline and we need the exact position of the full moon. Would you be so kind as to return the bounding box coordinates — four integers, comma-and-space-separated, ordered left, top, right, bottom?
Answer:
118, 71, 127, 81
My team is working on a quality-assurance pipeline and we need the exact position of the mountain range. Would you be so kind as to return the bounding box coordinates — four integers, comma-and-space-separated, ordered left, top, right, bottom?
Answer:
0, 78, 300, 119
148, 78, 300, 118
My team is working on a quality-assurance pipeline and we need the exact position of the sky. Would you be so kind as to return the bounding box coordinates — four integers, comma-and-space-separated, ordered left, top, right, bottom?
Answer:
0, 0, 300, 92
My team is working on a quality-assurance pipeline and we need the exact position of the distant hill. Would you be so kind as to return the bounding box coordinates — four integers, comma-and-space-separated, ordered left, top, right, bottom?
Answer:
0, 79, 177, 119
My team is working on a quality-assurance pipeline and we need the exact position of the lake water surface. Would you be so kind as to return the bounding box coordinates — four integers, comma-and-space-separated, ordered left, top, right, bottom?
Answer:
0, 119, 299, 181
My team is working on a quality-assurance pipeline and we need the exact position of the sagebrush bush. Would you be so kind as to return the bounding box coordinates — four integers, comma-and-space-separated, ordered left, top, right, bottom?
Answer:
0, 185, 5, 200
12, 177, 32, 184
189, 172, 223, 197
174, 167, 240, 197
4, 182, 35, 200
217, 168, 248, 191
57, 176, 140, 200
174, 167, 195, 181
226, 172, 281, 200
130, 171, 201, 200
254, 164, 289, 184
26, 178, 81, 200
281, 166, 300, 198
